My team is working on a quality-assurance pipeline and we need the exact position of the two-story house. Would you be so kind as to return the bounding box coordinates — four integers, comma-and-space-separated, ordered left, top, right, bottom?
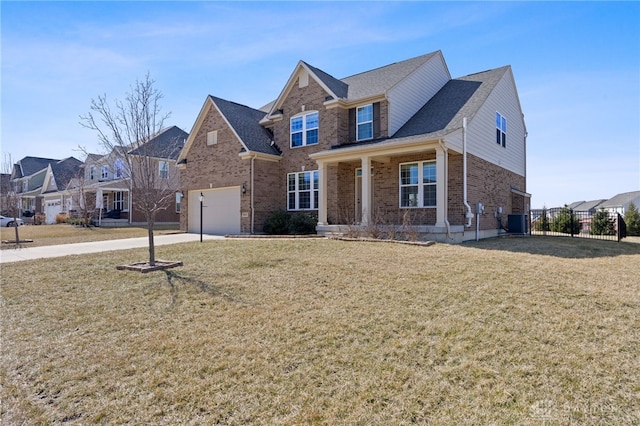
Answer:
178, 50, 529, 241
75, 126, 187, 225
10, 156, 82, 223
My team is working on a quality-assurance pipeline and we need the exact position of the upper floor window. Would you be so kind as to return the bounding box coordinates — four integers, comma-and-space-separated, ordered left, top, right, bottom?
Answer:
357, 104, 373, 141
399, 161, 436, 208
290, 112, 319, 148
22, 179, 28, 192
159, 161, 169, 179
101, 165, 109, 180
115, 159, 124, 178
496, 112, 507, 147
288, 170, 319, 210
89, 165, 96, 180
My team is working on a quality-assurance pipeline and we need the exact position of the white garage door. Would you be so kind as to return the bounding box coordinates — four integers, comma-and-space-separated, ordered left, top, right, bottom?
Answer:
45, 200, 63, 224
188, 187, 241, 235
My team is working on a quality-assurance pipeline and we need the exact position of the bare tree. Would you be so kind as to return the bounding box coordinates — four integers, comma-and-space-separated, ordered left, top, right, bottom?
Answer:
80, 74, 178, 266
2, 153, 21, 244
66, 165, 97, 227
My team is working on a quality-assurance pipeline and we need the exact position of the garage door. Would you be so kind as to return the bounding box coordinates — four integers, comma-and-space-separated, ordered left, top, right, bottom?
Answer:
45, 200, 63, 224
188, 187, 241, 235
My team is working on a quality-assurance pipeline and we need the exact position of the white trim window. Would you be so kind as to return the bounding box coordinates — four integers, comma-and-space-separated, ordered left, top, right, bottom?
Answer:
101, 165, 109, 180
399, 161, 436, 208
356, 104, 373, 141
159, 161, 169, 179
290, 112, 319, 148
113, 191, 126, 211
22, 179, 28, 192
89, 165, 96, 180
115, 159, 125, 178
288, 170, 319, 210
496, 112, 507, 147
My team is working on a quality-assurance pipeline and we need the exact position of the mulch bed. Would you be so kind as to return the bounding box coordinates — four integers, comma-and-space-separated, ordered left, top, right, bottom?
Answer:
116, 259, 183, 273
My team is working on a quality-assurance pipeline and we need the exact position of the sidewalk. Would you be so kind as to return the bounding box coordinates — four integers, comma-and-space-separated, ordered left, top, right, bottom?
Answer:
0, 233, 223, 264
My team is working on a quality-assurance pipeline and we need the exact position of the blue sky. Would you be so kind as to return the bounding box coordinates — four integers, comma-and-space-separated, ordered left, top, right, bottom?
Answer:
1, 1, 638, 208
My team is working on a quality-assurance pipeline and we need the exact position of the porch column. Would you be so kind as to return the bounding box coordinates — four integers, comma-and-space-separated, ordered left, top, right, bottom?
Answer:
361, 156, 372, 225
435, 146, 447, 227
317, 161, 328, 226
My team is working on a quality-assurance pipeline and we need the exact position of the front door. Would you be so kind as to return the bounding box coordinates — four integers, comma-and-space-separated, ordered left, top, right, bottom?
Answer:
355, 168, 373, 224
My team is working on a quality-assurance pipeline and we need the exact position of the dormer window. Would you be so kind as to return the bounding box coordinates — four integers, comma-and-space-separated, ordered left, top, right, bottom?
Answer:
291, 111, 319, 148
357, 104, 373, 141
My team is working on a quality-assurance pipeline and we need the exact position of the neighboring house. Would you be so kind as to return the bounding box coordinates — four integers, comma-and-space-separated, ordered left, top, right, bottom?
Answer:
177, 51, 529, 241
600, 191, 640, 216
571, 199, 606, 234
10, 156, 82, 222
40, 157, 83, 223
71, 126, 187, 225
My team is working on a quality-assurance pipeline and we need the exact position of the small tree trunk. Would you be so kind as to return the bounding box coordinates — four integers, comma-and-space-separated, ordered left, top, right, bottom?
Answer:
147, 214, 156, 266
13, 220, 20, 244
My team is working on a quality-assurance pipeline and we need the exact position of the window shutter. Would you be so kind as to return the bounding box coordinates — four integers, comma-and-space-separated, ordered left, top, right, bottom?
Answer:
348, 108, 356, 142
373, 102, 381, 139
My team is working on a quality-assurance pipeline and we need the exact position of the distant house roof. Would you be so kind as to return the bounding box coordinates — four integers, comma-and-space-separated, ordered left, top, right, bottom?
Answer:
210, 96, 280, 156
128, 126, 188, 160
573, 199, 606, 212
50, 157, 83, 190
600, 191, 640, 209
12, 156, 60, 179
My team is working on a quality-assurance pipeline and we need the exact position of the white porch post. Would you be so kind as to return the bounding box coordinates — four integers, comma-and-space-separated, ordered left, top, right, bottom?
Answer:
317, 161, 328, 226
435, 146, 447, 227
361, 156, 372, 225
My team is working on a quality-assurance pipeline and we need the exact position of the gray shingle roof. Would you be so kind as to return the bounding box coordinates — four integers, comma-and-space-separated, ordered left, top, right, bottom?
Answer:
12, 156, 60, 178
600, 191, 640, 208
573, 199, 606, 212
303, 62, 348, 99
341, 51, 439, 101
128, 126, 188, 160
210, 96, 280, 156
392, 66, 510, 140
50, 157, 83, 190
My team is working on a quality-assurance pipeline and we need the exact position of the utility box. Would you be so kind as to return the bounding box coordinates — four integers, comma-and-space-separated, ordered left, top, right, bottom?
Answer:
508, 214, 528, 234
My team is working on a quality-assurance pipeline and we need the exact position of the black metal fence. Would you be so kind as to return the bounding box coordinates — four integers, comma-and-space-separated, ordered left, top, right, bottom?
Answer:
529, 208, 626, 242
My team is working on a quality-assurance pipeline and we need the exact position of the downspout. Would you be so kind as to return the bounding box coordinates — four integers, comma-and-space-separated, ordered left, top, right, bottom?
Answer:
251, 154, 256, 234
463, 117, 473, 228
437, 139, 452, 240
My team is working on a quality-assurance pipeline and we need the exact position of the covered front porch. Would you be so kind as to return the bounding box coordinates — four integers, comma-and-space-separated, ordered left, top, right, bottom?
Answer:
310, 138, 466, 242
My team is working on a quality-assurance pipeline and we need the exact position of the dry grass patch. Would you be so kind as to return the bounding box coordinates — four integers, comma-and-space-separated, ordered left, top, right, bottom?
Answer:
1, 237, 639, 424
0, 224, 179, 249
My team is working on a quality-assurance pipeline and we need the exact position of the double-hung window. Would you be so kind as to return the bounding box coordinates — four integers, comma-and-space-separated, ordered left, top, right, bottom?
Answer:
101, 165, 109, 180
287, 170, 319, 210
290, 112, 319, 148
159, 161, 169, 179
89, 166, 96, 180
357, 104, 373, 141
399, 161, 436, 208
496, 112, 507, 147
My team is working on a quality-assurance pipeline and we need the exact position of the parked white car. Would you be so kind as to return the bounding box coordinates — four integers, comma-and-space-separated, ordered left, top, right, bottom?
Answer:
0, 215, 24, 227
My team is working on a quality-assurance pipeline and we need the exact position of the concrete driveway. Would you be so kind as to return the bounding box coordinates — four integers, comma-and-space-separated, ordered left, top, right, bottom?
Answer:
0, 233, 223, 264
